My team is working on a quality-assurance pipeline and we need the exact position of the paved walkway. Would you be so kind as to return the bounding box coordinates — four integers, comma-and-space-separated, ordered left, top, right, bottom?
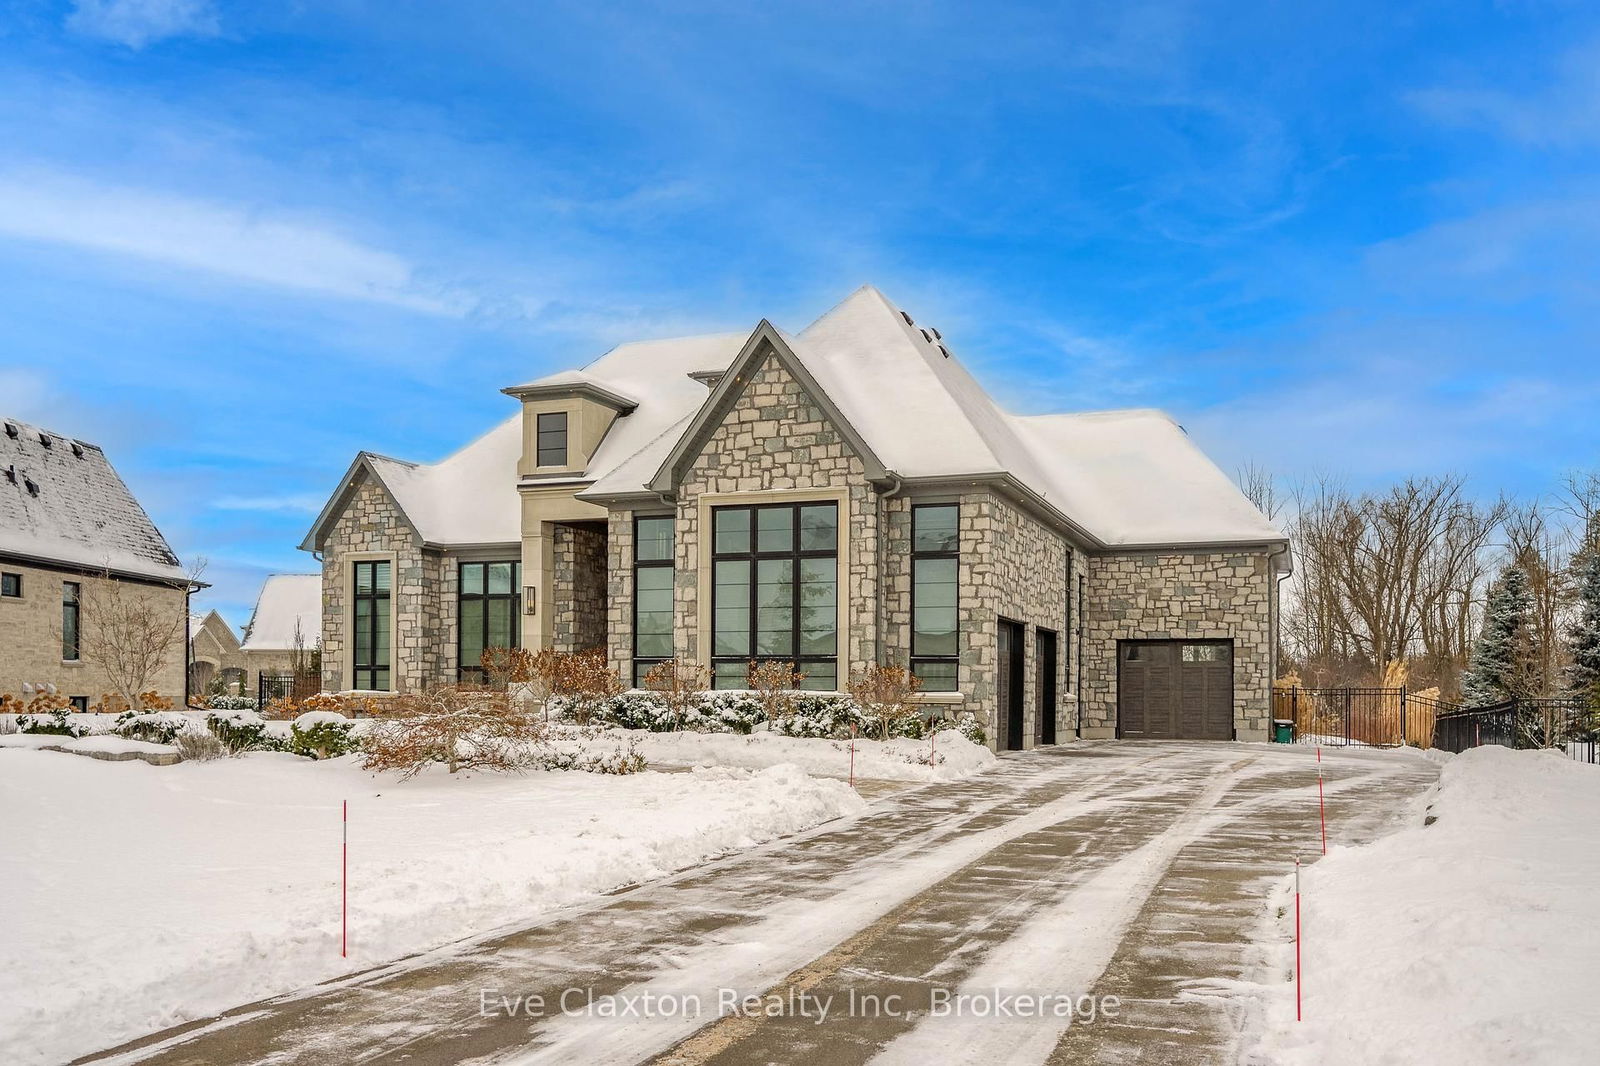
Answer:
74, 743, 1437, 1066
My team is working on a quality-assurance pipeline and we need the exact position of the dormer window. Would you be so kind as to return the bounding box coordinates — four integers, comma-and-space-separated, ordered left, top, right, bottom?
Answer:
536, 412, 568, 467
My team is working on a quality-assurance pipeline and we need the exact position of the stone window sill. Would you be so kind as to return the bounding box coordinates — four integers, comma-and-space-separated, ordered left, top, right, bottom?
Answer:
911, 691, 964, 704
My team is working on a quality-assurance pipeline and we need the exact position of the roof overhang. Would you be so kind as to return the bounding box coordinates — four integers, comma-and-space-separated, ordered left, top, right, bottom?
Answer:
500, 380, 640, 413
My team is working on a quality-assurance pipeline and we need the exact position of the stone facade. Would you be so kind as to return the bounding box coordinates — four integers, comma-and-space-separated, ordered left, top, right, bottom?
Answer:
0, 559, 187, 706
665, 353, 879, 672
319, 473, 453, 693
1080, 549, 1277, 742
551, 521, 608, 653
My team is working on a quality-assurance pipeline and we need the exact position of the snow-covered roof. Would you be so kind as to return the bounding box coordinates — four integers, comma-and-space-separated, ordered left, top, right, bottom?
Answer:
0, 416, 189, 582
240, 574, 322, 652
306, 286, 1283, 551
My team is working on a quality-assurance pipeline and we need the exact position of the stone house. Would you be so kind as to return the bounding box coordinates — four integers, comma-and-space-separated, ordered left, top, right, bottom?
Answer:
1, 416, 194, 708
189, 609, 245, 695
237, 573, 323, 698
301, 287, 1288, 746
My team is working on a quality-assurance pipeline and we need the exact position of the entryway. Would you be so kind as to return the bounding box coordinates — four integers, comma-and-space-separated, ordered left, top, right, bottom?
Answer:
997, 618, 1025, 750
1118, 639, 1234, 740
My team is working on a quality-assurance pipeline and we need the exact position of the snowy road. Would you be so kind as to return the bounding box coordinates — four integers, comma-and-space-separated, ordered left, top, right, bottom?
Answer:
71, 743, 1437, 1066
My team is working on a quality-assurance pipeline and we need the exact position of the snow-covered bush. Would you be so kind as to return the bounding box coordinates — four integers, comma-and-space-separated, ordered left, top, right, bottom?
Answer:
206, 708, 276, 754
769, 692, 863, 738
698, 690, 766, 734
206, 694, 258, 711
114, 711, 194, 745
288, 711, 357, 760
597, 690, 675, 731
174, 730, 227, 761
17, 709, 82, 737
536, 728, 647, 774
934, 712, 986, 747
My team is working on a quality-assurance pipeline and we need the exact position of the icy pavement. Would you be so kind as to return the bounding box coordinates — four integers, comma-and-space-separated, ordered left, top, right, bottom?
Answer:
70, 742, 1437, 1066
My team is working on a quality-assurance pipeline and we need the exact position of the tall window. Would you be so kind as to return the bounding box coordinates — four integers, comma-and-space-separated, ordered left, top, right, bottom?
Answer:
62, 581, 81, 661
352, 560, 391, 691
711, 502, 838, 691
458, 561, 521, 682
911, 504, 959, 690
536, 411, 568, 467
633, 515, 674, 687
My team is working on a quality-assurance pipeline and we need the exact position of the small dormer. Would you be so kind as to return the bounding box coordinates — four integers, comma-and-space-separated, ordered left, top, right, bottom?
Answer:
500, 376, 639, 480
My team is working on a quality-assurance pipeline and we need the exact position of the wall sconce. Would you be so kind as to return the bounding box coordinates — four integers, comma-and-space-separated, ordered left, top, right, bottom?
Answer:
524, 586, 536, 614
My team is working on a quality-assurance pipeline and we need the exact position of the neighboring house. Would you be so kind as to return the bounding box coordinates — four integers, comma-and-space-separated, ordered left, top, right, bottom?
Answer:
0, 417, 195, 709
189, 609, 245, 694
238, 573, 323, 697
301, 286, 1288, 747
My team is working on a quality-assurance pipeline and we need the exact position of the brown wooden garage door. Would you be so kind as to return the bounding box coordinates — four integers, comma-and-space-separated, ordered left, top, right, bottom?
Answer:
1118, 640, 1234, 740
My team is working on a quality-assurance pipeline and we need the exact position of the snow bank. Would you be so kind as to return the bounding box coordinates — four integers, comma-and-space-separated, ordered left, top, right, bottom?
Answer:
0, 750, 864, 1066
624, 727, 997, 781
1247, 747, 1600, 1066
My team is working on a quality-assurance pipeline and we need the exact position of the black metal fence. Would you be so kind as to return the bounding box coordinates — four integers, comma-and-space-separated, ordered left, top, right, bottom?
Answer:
1432, 698, 1599, 764
258, 673, 319, 707
1272, 687, 1458, 748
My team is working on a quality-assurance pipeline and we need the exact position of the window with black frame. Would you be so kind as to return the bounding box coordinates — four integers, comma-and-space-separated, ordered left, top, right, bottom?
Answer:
911, 503, 959, 690
458, 561, 521, 682
62, 581, 81, 661
536, 411, 568, 467
710, 502, 838, 691
633, 515, 673, 686
351, 560, 391, 691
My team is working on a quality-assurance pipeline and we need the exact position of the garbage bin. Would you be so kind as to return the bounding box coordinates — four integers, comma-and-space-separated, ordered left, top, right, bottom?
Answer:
1272, 719, 1295, 744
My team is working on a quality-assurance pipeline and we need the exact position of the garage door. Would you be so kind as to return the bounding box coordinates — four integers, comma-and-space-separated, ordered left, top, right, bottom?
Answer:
1118, 640, 1234, 740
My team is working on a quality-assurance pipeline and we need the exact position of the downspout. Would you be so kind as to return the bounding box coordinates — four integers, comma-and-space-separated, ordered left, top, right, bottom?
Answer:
1268, 541, 1293, 688
875, 471, 904, 665
184, 586, 192, 709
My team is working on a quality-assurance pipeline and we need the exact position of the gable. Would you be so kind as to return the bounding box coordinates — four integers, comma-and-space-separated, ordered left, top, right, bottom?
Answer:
301, 456, 424, 552
648, 324, 887, 497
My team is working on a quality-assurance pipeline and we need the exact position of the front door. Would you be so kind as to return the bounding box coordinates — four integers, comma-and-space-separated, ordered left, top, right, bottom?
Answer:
998, 618, 1026, 751
1036, 629, 1058, 745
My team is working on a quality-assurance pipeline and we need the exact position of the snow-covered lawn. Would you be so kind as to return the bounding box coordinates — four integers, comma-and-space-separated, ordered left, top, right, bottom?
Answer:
0, 747, 865, 1066
625, 726, 996, 781
1248, 746, 1600, 1066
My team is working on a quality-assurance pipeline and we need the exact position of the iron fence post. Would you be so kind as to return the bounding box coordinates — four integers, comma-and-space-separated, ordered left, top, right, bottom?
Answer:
1400, 684, 1407, 747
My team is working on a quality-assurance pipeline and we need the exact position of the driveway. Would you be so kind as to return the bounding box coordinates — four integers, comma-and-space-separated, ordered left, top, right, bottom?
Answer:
74, 743, 1437, 1066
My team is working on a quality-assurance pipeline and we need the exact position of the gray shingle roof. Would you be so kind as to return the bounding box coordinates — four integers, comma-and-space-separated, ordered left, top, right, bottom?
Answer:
0, 417, 188, 583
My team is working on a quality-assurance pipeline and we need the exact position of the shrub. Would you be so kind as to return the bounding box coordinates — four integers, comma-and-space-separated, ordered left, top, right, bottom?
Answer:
699, 690, 766, 734
643, 659, 707, 731
598, 690, 675, 731
849, 664, 922, 741
769, 692, 863, 738
360, 688, 540, 776
174, 729, 227, 761
18, 710, 81, 737
206, 694, 258, 711
114, 711, 194, 745
289, 712, 358, 760
92, 692, 132, 715
535, 728, 647, 774
934, 712, 987, 747
556, 651, 625, 725
206, 708, 276, 754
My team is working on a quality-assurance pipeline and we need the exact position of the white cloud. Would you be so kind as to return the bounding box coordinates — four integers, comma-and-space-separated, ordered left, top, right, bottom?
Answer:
0, 168, 465, 314
66, 0, 220, 49
1409, 37, 1600, 147
0, 369, 51, 419
211, 494, 325, 514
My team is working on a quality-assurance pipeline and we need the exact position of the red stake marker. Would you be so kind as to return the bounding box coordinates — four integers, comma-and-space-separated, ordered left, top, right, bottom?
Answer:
849, 723, 856, 789
1295, 858, 1303, 1022
342, 799, 348, 959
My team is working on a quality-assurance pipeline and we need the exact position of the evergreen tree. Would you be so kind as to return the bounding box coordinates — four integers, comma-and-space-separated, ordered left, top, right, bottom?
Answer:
1463, 562, 1536, 706
1567, 546, 1600, 711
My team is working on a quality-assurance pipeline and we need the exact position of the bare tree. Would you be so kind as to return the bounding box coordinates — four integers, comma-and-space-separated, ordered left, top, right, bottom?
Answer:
1237, 462, 1284, 521
848, 663, 923, 741
643, 658, 706, 731
747, 659, 805, 728
1284, 476, 1503, 695
61, 561, 206, 710
362, 686, 546, 778
1503, 502, 1570, 698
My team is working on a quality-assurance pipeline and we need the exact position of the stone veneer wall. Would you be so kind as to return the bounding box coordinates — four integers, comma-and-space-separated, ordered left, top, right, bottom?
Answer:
320, 473, 450, 693
552, 522, 608, 653
1079, 549, 1276, 742
605, 511, 637, 681
671, 351, 879, 672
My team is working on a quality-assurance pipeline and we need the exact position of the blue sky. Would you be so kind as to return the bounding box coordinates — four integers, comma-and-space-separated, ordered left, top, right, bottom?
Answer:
2, 0, 1597, 627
